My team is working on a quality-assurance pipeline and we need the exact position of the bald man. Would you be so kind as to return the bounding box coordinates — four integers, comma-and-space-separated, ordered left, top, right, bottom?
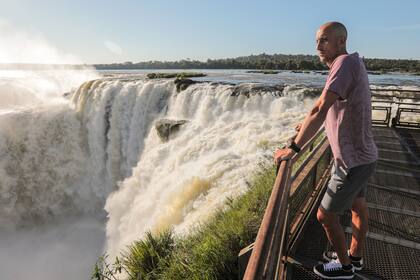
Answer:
274, 22, 377, 279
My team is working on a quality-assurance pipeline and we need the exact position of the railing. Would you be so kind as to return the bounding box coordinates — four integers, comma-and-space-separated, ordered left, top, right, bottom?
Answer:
372, 105, 391, 126
241, 128, 332, 280
393, 107, 420, 128
371, 88, 420, 128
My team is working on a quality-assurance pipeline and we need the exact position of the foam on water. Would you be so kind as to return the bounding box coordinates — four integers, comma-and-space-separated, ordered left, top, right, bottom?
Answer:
0, 68, 102, 280
102, 81, 313, 256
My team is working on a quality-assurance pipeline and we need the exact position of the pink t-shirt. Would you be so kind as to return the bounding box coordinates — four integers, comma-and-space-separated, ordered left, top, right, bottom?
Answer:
324, 52, 378, 169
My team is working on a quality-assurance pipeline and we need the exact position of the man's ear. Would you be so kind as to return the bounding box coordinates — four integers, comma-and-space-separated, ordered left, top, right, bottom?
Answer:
338, 36, 346, 47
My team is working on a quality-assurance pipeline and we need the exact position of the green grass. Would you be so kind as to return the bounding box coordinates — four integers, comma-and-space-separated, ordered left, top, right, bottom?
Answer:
92, 164, 277, 280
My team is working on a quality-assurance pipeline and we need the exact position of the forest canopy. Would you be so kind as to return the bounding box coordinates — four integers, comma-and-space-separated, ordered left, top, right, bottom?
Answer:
93, 53, 420, 73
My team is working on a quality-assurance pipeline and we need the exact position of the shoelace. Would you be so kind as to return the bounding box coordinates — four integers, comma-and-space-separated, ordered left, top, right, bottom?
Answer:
329, 252, 338, 259
323, 259, 343, 271
330, 251, 363, 266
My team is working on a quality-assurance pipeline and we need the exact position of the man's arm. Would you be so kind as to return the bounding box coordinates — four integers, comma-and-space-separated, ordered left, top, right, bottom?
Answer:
294, 89, 339, 147
274, 89, 339, 163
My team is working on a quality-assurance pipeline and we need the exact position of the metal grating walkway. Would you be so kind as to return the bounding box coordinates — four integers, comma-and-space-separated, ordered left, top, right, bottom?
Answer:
289, 126, 420, 280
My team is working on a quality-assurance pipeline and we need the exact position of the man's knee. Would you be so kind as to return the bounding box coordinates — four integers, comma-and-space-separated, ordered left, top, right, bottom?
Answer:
351, 198, 369, 231
351, 208, 368, 222
351, 198, 368, 218
317, 207, 336, 226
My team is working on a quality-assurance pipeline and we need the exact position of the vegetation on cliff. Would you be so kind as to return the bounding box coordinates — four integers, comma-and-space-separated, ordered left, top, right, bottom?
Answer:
93, 53, 420, 74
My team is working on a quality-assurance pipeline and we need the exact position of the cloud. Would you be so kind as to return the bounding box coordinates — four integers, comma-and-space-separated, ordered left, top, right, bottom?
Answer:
0, 18, 82, 64
104, 40, 123, 55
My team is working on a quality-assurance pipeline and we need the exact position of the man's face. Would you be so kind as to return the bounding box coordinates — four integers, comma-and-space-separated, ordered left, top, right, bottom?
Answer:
316, 27, 342, 66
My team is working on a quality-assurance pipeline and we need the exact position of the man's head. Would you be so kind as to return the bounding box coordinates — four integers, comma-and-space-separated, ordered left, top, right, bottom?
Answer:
316, 22, 348, 67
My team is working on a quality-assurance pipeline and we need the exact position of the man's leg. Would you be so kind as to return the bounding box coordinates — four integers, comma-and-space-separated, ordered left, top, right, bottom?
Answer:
317, 207, 351, 266
350, 197, 369, 257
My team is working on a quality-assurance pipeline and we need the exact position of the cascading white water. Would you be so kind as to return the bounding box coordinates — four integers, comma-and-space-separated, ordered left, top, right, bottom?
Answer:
72, 79, 173, 188
4, 76, 418, 232
0, 70, 100, 228
0, 104, 88, 226
0, 68, 106, 280
0, 75, 316, 279
0, 77, 177, 228
100, 81, 315, 257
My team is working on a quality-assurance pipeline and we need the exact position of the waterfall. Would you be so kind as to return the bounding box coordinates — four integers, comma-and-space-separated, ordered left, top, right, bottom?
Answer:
98, 81, 313, 257
0, 75, 315, 278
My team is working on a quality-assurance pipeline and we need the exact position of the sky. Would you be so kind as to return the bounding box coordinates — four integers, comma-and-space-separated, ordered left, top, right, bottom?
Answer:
1, 0, 420, 64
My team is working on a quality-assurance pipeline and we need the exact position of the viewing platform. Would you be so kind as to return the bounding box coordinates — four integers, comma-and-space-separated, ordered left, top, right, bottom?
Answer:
239, 89, 420, 279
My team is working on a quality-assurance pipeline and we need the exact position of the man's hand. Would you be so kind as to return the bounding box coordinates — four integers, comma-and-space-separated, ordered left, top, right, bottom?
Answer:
273, 148, 295, 165
295, 123, 302, 132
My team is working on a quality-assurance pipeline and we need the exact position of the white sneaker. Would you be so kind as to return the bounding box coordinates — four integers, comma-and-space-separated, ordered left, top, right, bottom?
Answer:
322, 250, 363, 271
313, 259, 355, 279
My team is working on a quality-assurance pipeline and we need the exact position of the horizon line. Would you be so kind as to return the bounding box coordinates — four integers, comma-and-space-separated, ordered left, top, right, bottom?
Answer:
1, 52, 420, 66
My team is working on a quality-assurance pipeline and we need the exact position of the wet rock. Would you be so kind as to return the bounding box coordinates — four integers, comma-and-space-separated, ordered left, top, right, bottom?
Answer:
302, 87, 322, 98
155, 119, 188, 142
246, 70, 280, 74
367, 71, 381, 75
147, 72, 206, 79
174, 78, 199, 92
230, 84, 285, 97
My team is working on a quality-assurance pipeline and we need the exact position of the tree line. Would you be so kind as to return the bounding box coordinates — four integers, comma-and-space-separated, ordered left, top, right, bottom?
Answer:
94, 53, 420, 73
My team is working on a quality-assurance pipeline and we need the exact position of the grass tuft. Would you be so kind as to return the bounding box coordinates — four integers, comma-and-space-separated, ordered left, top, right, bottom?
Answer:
123, 229, 175, 280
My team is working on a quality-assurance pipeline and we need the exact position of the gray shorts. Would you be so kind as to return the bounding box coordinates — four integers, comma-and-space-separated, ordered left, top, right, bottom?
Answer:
320, 161, 376, 214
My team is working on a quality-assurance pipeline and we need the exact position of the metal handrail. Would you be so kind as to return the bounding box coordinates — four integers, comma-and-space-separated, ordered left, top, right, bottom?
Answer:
242, 159, 291, 280
371, 88, 420, 103
372, 100, 420, 106
371, 88, 420, 93
243, 128, 327, 280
